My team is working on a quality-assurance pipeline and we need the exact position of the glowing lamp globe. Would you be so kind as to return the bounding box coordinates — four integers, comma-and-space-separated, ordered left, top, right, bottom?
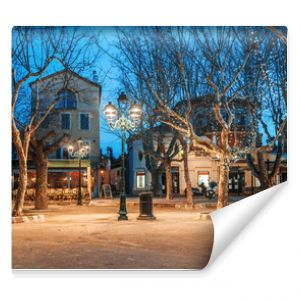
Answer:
68, 145, 74, 154
103, 101, 118, 125
129, 102, 142, 126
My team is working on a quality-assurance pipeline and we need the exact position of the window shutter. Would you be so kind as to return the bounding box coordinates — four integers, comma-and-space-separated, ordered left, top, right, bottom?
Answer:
80, 113, 89, 130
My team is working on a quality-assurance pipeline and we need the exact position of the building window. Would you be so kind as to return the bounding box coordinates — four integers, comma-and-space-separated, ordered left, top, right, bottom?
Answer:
56, 147, 62, 159
55, 147, 70, 159
198, 171, 209, 187
55, 89, 77, 109
138, 151, 143, 161
40, 112, 50, 129
80, 113, 90, 130
136, 172, 145, 189
61, 113, 71, 130
255, 178, 261, 187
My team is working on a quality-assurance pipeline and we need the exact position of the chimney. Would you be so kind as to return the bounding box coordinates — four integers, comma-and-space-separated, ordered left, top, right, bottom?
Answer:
92, 70, 99, 83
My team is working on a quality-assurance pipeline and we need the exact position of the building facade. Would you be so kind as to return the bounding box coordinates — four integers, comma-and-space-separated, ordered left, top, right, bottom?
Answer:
28, 69, 102, 198
127, 136, 287, 197
127, 96, 286, 197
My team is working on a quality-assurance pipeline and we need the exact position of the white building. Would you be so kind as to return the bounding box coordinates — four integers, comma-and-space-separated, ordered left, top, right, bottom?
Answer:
127, 96, 274, 197
127, 136, 258, 196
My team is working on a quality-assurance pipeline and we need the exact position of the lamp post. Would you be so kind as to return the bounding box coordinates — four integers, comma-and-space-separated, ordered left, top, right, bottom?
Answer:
103, 92, 142, 220
68, 137, 90, 206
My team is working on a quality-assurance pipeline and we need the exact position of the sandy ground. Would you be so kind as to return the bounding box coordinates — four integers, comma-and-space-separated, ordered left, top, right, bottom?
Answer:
12, 205, 214, 269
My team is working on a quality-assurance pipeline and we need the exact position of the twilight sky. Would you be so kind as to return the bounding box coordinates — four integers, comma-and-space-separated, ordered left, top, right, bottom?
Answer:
13, 26, 285, 158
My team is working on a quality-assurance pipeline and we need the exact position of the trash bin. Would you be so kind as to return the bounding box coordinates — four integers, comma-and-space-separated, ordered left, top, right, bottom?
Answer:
137, 192, 156, 220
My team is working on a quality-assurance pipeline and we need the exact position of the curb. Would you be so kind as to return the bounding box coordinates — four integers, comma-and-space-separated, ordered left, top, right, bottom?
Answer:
194, 203, 217, 209
174, 203, 217, 209
12, 214, 45, 224
89, 200, 217, 210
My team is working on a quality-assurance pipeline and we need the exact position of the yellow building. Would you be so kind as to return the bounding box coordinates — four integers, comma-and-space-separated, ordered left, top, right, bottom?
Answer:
30, 69, 102, 198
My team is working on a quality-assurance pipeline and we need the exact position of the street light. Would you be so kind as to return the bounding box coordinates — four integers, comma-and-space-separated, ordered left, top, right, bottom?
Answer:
68, 137, 90, 205
103, 92, 142, 220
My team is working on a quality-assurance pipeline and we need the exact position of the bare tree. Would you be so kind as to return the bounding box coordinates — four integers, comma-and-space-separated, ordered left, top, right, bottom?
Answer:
177, 133, 193, 205
179, 27, 286, 207
30, 132, 70, 209
12, 26, 100, 216
114, 27, 194, 205
114, 26, 287, 209
244, 27, 287, 189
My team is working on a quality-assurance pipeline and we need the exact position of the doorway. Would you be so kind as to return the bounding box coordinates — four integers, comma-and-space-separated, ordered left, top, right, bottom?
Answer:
161, 166, 180, 196
229, 170, 245, 194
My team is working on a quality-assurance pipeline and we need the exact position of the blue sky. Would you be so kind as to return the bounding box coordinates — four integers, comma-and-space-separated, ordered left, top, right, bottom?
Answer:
94, 27, 125, 158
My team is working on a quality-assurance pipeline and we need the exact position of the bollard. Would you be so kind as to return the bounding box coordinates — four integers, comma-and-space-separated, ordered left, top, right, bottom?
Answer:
137, 192, 156, 220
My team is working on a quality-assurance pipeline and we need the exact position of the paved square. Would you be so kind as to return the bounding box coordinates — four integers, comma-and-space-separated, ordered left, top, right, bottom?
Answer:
12, 205, 214, 269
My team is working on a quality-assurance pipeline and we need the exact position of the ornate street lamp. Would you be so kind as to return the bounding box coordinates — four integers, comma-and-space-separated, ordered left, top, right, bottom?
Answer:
68, 137, 90, 205
103, 92, 142, 220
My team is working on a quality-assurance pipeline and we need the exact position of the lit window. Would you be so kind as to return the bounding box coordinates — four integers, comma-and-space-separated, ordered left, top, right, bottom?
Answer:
198, 171, 209, 187
255, 178, 261, 187
61, 113, 71, 130
80, 113, 90, 130
136, 172, 145, 189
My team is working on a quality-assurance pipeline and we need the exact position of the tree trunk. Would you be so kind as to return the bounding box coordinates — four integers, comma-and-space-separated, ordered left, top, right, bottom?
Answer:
259, 178, 273, 190
178, 134, 193, 206
182, 147, 193, 207
12, 156, 27, 217
30, 132, 70, 208
33, 151, 49, 209
12, 128, 30, 217
164, 160, 173, 201
217, 154, 229, 209
256, 152, 271, 189
247, 152, 274, 190
152, 167, 163, 197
